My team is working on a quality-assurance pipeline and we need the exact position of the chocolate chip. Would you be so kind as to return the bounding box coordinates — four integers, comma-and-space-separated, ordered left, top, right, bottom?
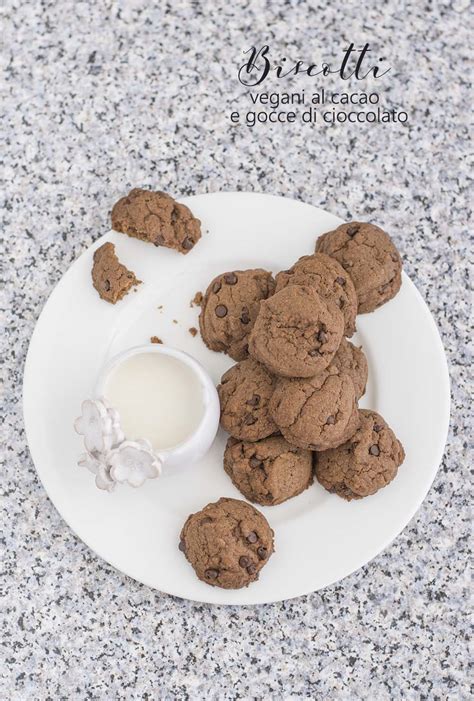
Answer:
244, 414, 257, 425
205, 568, 218, 579
240, 309, 250, 324
309, 349, 320, 357
182, 237, 194, 250
369, 444, 380, 456
249, 457, 262, 468
373, 424, 383, 433
215, 304, 228, 318
104, 280, 111, 291
336, 276, 346, 285
212, 281, 222, 294
257, 546, 267, 560
246, 532, 258, 544
318, 330, 327, 343
347, 225, 359, 236
224, 272, 238, 285
155, 235, 165, 245
247, 394, 260, 407
247, 564, 257, 575
326, 416, 336, 425
239, 556, 250, 568
178, 540, 186, 552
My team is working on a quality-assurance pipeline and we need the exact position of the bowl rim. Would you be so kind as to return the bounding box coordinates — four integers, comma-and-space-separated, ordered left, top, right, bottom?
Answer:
94, 343, 219, 459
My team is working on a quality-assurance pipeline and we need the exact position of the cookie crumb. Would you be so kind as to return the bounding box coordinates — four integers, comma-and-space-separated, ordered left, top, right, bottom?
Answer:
189, 327, 198, 337
173, 319, 178, 324
191, 291, 203, 307
150, 336, 163, 344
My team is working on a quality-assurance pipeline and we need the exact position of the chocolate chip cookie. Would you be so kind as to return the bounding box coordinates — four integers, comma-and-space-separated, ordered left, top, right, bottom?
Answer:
224, 435, 313, 506
332, 338, 368, 400
218, 359, 277, 441
248, 285, 344, 378
315, 409, 405, 500
315, 222, 402, 313
199, 269, 275, 361
91, 242, 141, 304
179, 497, 274, 589
275, 253, 357, 337
269, 366, 358, 450
111, 188, 201, 254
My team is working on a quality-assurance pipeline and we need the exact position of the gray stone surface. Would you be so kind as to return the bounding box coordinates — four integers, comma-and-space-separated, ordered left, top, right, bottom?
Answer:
1, 1, 471, 698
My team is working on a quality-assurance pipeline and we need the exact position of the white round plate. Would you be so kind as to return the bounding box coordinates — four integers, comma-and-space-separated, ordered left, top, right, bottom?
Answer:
23, 193, 450, 605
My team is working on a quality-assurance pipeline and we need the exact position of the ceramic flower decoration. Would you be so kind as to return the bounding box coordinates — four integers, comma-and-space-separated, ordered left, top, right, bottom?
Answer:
74, 399, 162, 492
103, 401, 125, 446
109, 439, 162, 487
78, 452, 116, 492
74, 399, 116, 453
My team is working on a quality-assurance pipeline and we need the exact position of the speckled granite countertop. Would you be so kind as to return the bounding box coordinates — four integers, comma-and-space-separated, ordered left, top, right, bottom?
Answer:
1, 1, 471, 698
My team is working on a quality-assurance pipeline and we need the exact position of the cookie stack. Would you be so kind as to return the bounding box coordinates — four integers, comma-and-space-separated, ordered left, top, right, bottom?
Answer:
182, 221, 406, 589
200, 221, 405, 506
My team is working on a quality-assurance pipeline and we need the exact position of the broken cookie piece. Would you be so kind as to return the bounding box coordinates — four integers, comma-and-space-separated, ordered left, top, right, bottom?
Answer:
111, 188, 201, 254
92, 242, 141, 304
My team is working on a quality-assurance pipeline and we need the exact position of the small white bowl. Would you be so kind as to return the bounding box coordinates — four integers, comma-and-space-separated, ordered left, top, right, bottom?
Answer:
95, 344, 220, 474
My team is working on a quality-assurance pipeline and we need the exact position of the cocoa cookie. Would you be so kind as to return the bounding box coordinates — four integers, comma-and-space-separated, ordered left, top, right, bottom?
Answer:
111, 188, 201, 254
315, 409, 405, 500
179, 497, 274, 589
199, 269, 275, 361
269, 366, 358, 451
248, 285, 344, 378
332, 338, 368, 400
275, 253, 357, 337
224, 435, 313, 506
218, 359, 277, 441
315, 222, 402, 313
91, 242, 141, 304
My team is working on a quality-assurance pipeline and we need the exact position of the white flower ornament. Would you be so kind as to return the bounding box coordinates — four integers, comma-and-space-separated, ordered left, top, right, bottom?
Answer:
78, 453, 116, 492
102, 401, 125, 446
109, 439, 162, 488
75, 398, 162, 491
74, 399, 115, 453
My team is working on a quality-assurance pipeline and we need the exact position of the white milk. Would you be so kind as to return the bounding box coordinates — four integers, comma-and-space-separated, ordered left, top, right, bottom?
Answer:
104, 353, 204, 451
